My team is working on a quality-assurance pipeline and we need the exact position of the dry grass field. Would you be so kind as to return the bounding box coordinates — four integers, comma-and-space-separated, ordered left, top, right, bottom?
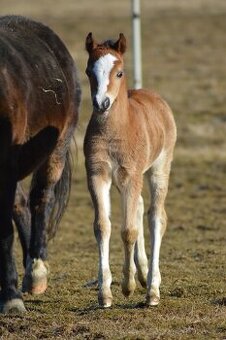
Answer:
0, 0, 226, 338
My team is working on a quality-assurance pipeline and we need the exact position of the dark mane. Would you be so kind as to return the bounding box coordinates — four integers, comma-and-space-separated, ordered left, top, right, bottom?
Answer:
99, 39, 116, 49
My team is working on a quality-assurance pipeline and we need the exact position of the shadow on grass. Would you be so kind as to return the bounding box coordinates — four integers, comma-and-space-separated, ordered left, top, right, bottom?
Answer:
24, 298, 58, 305
24, 298, 56, 313
69, 301, 150, 315
212, 297, 226, 306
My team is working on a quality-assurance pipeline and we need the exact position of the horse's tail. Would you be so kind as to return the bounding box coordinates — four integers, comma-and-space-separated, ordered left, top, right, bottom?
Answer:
47, 148, 73, 240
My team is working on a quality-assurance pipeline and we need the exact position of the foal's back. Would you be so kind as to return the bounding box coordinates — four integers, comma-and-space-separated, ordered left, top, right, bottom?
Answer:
117, 88, 177, 171
128, 88, 176, 149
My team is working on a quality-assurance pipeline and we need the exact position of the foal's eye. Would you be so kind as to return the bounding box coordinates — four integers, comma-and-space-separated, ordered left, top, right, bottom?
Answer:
116, 71, 123, 78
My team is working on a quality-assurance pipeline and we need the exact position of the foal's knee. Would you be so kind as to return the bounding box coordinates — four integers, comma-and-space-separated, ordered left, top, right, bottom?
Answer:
94, 218, 111, 241
121, 226, 138, 245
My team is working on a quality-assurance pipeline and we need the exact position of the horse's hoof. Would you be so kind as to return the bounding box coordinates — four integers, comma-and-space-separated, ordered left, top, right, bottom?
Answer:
98, 291, 113, 308
146, 294, 160, 306
27, 279, 48, 295
0, 298, 26, 314
100, 298, 112, 308
121, 279, 136, 297
22, 258, 48, 295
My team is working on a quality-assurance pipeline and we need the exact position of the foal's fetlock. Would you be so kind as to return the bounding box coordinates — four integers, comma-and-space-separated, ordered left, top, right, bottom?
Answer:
121, 277, 136, 297
137, 266, 148, 288
22, 258, 49, 295
98, 289, 113, 308
146, 287, 160, 306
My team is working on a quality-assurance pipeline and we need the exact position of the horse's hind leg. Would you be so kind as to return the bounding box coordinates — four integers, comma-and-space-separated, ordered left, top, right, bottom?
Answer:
0, 175, 26, 313
13, 183, 31, 269
0, 121, 26, 313
22, 152, 67, 295
146, 151, 172, 306
134, 195, 148, 288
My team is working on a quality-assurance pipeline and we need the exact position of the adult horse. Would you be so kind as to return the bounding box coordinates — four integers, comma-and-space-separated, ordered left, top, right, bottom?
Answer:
0, 15, 81, 313
84, 33, 176, 307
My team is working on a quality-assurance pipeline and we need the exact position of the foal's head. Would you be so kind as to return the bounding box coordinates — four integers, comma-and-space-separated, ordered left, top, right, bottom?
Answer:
85, 33, 126, 114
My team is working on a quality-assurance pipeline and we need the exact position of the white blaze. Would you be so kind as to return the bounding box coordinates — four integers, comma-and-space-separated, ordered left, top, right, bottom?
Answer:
93, 53, 117, 106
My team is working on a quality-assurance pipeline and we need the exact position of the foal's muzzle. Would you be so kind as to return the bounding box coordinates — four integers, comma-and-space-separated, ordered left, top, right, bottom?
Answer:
93, 97, 110, 113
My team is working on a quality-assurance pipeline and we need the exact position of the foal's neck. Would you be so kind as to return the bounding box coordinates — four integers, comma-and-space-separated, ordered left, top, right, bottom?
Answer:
108, 77, 129, 127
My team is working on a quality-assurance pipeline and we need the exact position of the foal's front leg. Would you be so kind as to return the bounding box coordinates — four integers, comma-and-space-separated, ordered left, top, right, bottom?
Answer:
87, 168, 112, 307
121, 176, 142, 297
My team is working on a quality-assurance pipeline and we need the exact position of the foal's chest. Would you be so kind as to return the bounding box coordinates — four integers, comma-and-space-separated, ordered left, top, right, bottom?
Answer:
107, 140, 138, 189
85, 128, 143, 188
110, 159, 131, 189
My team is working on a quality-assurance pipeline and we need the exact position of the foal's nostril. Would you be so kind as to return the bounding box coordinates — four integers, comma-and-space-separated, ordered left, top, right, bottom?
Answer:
103, 97, 110, 110
93, 96, 110, 113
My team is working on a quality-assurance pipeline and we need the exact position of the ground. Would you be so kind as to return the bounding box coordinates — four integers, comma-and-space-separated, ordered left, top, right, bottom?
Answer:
0, 0, 226, 339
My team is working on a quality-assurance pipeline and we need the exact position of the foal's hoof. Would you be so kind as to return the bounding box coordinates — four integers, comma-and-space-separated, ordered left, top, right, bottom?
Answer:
98, 291, 113, 308
146, 294, 160, 306
22, 258, 48, 295
0, 298, 26, 314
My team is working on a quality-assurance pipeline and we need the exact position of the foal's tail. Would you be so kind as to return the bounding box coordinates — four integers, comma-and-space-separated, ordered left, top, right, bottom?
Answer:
47, 149, 73, 240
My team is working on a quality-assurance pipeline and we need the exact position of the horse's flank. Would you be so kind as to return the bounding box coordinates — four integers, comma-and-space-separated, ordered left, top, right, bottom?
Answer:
0, 15, 80, 148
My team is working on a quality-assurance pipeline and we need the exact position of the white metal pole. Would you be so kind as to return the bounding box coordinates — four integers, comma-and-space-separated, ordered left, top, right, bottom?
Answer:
131, 0, 142, 89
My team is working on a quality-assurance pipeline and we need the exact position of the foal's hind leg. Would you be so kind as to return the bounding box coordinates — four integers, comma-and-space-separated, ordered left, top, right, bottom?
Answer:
22, 153, 66, 295
134, 195, 148, 288
146, 152, 172, 306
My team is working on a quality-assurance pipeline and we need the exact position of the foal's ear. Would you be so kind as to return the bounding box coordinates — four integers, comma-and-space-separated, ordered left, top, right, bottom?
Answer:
85, 32, 97, 53
113, 33, 127, 54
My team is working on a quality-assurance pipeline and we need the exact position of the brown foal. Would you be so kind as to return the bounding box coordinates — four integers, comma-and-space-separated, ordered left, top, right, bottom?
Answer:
84, 33, 176, 307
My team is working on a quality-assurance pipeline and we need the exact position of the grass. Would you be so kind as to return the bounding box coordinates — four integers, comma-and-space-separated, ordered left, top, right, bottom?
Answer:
1, 0, 226, 338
